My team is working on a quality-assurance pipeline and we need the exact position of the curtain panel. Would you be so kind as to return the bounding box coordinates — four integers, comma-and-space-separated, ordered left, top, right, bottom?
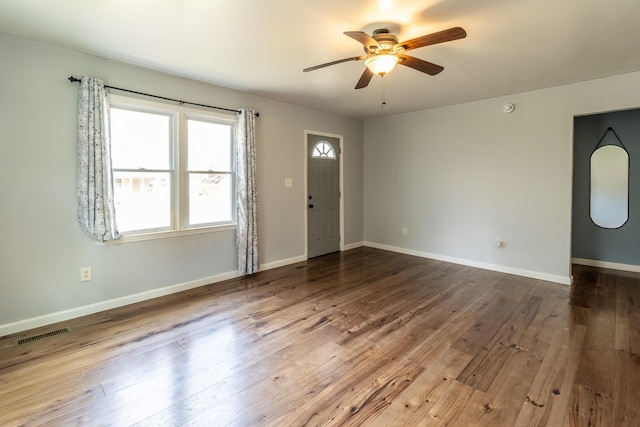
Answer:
236, 109, 258, 274
76, 76, 120, 242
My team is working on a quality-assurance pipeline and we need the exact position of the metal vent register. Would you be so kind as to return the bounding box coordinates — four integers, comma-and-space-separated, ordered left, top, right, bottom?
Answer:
17, 327, 71, 346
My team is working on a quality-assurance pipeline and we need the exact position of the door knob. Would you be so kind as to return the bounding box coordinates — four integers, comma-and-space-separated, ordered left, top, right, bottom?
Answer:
308, 204, 314, 208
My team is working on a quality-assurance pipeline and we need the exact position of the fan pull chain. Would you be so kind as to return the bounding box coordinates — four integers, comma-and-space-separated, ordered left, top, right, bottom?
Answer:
380, 76, 387, 108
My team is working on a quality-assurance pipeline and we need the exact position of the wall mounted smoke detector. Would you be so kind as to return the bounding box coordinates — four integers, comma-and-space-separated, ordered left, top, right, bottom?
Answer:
503, 103, 515, 113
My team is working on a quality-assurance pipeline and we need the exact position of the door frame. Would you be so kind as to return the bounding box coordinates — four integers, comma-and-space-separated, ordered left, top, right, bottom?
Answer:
304, 130, 344, 259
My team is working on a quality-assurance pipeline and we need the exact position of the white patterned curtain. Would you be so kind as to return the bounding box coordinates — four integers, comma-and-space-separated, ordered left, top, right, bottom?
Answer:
77, 76, 120, 242
236, 108, 258, 274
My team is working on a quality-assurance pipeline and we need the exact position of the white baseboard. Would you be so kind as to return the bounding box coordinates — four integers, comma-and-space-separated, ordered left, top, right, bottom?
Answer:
342, 241, 364, 251
260, 255, 307, 271
0, 255, 310, 338
0, 269, 242, 338
364, 241, 571, 285
2, 245, 573, 338
572, 258, 640, 273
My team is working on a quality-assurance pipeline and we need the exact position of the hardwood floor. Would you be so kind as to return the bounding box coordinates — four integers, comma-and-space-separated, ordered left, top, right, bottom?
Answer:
1, 248, 639, 426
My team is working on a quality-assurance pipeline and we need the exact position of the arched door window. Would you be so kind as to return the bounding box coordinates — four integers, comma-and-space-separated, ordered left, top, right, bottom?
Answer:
312, 141, 336, 159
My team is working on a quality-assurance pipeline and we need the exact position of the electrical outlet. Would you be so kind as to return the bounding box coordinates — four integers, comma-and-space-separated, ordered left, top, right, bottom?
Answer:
80, 266, 92, 282
402, 227, 408, 235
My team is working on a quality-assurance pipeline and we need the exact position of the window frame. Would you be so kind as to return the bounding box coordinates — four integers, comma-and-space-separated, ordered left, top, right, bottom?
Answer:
107, 94, 237, 244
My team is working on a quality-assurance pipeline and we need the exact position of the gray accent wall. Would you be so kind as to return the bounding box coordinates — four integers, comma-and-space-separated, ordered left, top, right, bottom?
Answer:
572, 109, 640, 266
0, 33, 363, 331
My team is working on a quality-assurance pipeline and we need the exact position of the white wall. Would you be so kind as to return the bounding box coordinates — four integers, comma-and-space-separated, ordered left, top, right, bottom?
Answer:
0, 34, 363, 335
364, 71, 640, 284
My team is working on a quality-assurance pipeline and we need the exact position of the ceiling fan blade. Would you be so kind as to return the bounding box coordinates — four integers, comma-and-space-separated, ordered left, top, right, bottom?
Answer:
398, 54, 444, 75
303, 56, 366, 72
398, 27, 467, 51
355, 68, 374, 89
344, 31, 380, 50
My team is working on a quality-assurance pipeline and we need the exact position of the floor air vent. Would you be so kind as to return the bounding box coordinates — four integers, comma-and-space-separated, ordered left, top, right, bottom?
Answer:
17, 327, 71, 346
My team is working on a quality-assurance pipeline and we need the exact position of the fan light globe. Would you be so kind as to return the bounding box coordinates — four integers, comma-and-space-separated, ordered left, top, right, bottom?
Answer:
365, 54, 399, 75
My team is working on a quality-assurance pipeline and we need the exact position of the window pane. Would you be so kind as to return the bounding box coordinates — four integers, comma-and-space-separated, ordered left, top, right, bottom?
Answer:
312, 141, 336, 159
111, 108, 172, 169
188, 119, 232, 172
114, 171, 171, 232
189, 173, 232, 225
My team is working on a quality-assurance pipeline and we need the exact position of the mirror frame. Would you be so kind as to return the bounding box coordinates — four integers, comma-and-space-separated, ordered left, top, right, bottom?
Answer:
589, 128, 630, 229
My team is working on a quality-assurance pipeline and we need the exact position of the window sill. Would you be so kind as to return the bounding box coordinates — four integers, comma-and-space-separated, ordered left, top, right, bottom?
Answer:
98, 224, 236, 246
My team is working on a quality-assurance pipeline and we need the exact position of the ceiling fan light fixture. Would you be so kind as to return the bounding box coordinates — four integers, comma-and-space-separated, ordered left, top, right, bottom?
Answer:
365, 54, 399, 75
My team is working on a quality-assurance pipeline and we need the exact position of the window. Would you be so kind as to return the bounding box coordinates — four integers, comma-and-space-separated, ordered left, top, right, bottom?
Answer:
312, 141, 336, 159
109, 96, 235, 235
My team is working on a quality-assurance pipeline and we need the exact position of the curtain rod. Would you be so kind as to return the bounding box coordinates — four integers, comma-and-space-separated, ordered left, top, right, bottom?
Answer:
68, 76, 259, 117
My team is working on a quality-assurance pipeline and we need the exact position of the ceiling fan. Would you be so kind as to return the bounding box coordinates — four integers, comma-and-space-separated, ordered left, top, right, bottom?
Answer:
303, 26, 467, 89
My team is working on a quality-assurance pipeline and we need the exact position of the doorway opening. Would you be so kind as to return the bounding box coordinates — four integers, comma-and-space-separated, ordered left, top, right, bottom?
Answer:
571, 108, 640, 273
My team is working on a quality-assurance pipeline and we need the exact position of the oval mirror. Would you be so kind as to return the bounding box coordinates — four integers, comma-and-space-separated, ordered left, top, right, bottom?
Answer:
590, 145, 629, 228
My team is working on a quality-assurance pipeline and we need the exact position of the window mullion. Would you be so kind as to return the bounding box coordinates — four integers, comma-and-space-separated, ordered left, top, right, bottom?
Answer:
112, 168, 172, 173
175, 112, 188, 230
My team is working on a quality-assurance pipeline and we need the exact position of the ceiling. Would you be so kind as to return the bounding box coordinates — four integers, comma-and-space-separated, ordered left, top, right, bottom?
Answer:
2, 0, 640, 119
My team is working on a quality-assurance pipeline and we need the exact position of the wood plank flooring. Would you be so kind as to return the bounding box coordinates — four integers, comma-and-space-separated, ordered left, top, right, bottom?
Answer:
1, 248, 639, 426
